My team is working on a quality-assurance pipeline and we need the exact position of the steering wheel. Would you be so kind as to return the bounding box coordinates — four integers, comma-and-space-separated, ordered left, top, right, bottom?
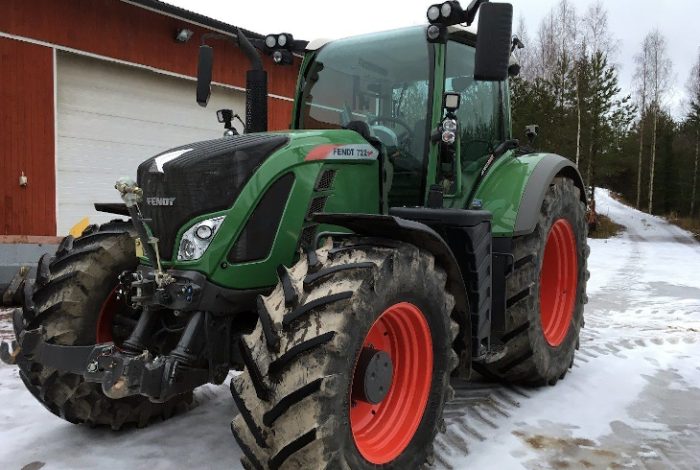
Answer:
370, 116, 415, 163
370, 116, 413, 141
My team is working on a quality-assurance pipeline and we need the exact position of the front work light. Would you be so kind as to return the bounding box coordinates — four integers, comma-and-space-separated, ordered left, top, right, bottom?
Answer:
264, 33, 295, 51
426, 1, 475, 27
427, 5, 441, 21
440, 2, 453, 18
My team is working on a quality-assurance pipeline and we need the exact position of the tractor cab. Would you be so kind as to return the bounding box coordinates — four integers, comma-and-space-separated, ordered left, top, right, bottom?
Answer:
293, 23, 511, 209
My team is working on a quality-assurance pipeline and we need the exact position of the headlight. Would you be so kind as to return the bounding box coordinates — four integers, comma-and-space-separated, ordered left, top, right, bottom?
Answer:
441, 130, 456, 144
277, 34, 287, 47
265, 35, 276, 48
177, 216, 225, 261
195, 224, 213, 240
442, 118, 458, 132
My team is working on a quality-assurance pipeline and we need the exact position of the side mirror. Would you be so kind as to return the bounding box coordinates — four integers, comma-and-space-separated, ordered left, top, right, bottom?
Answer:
474, 2, 513, 81
443, 92, 461, 113
196, 45, 214, 107
525, 124, 539, 144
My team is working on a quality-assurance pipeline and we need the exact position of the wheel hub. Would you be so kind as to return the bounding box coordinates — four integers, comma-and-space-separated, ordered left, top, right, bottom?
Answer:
353, 347, 393, 404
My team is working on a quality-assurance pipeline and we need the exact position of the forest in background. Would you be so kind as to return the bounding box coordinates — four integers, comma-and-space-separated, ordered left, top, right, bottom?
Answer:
510, 0, 700, 225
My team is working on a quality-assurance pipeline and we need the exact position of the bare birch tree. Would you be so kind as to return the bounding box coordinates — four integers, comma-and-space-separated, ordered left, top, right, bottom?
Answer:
514, 15, 536, 82
633, 37, 652, 209
644, 30, 672, 213
535, 10, 558, 81
582, 1, 617, 58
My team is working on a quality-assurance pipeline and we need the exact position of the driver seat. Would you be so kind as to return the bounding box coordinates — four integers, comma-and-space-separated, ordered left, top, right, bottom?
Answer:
345, 120, 383, 152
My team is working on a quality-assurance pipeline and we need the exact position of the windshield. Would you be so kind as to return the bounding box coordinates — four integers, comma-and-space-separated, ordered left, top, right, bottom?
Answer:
297, 27, 433, 205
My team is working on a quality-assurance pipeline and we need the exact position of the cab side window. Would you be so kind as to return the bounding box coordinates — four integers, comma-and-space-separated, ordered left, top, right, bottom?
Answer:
445, 41, 503, 172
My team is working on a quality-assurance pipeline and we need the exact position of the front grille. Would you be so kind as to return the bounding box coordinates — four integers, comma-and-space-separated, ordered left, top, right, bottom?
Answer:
137, 134, 289, 260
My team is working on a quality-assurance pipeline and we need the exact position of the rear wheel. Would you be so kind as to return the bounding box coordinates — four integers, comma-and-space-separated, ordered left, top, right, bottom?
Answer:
230, 239, 459, 469
477, 177, 589, 385
14, 221, 192, 429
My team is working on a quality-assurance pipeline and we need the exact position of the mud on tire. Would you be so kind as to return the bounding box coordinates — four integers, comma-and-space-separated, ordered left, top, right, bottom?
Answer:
14, 220, 192, 429
230, 239, 459, 469
476, 177, 589, 385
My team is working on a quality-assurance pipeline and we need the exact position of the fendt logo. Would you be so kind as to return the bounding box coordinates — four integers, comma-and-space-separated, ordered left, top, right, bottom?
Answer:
146, 197, 176, 206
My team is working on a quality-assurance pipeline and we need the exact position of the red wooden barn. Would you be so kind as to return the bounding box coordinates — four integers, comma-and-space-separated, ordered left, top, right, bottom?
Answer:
0, 0, 300, 239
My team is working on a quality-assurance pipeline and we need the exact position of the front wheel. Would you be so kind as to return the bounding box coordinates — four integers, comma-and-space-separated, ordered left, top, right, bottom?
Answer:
14, 221, 192, 429
230, 239, 459, 469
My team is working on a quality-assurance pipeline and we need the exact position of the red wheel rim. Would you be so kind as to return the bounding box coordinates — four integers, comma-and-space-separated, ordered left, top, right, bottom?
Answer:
350, 302, 433, 464
96, 286, 121, 343
539, 218, 578, 346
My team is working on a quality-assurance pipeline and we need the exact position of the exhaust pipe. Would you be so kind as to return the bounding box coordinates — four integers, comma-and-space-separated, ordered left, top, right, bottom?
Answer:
237, 29, 268, 133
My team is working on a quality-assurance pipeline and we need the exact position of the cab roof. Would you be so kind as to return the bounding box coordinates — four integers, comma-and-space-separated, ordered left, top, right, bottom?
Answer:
306, 24, 478, 52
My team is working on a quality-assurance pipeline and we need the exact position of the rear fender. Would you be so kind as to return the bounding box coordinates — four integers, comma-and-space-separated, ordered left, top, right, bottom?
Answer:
474, 153, 586, 237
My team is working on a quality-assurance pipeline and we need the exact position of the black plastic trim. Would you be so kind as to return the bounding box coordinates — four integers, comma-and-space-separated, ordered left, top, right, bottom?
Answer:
388, 208, 492, 351
94, 202, 129, 216
228, 173, 295, 263
513, 154, 586, 236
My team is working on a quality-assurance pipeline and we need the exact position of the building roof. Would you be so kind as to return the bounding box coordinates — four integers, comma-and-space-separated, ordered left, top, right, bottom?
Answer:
123, 0, 264, 39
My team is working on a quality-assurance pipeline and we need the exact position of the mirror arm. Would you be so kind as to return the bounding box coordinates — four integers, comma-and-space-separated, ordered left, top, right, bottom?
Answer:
493, 138, 519, 159
464, 0, 489, 25
236, 28, 263, 71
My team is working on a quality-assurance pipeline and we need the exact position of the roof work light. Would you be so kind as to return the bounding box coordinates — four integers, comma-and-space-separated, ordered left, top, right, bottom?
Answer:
263, 33, 295, 65
425, 0, 488, 42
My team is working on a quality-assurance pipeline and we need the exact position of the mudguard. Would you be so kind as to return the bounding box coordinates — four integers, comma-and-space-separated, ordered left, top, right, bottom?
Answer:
313, 213, 473, 372
474, 152, 586, 237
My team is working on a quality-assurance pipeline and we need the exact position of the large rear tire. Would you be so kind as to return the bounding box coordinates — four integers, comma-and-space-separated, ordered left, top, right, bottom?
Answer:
14, 221, 192, 429
230, 239, 459, 469
476, 177, 588, 385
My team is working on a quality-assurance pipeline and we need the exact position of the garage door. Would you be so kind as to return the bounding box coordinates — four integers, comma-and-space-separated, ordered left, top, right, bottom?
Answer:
56, 52, 245, 235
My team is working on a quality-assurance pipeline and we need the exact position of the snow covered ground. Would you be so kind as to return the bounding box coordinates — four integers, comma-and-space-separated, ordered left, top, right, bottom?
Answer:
1, 188, 699, 469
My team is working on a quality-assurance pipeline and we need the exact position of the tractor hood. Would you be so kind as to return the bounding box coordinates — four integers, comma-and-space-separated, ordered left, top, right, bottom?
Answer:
137, 134, 289, 260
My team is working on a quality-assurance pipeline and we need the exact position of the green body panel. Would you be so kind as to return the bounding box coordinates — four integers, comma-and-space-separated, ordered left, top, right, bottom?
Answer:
470, 152, 546, 236
164, 130, 380, 290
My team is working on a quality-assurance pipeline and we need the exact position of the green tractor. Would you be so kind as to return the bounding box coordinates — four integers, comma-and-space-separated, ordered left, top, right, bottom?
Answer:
1, 1, 588, 468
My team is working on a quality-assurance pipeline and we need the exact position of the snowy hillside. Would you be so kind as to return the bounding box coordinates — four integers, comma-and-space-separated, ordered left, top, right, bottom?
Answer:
1, 188, 699, 469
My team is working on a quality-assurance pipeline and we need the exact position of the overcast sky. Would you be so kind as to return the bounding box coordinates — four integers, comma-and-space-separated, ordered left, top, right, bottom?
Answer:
167, 0, 697, 118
